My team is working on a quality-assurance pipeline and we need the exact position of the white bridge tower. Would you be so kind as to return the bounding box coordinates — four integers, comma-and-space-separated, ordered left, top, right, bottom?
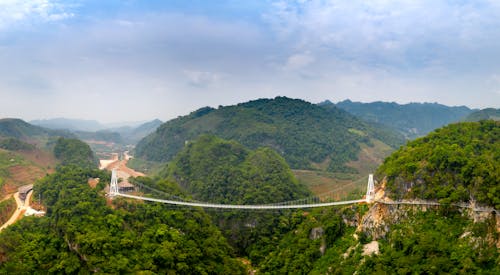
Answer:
366, 174, 375, 203
109, 169, 119, 196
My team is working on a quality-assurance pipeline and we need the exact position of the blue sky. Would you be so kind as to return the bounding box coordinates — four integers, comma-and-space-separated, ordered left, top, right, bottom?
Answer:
0, 0, 499, 122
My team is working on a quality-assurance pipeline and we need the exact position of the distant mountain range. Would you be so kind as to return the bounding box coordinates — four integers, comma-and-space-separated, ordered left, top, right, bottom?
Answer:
463, 108, 500, 122
323, 100, 476, 139
30, 118, 163, 145
136, 97, 405, 172
30, 118, 104, 132
30, 118, 156, 132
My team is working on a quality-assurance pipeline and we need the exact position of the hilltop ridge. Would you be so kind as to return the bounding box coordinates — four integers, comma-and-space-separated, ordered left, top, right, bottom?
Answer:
136, 97, 404, 173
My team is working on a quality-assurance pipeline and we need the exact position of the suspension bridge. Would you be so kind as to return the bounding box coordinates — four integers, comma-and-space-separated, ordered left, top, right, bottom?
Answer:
108, 170, 498, 214
108, 169, 376, 209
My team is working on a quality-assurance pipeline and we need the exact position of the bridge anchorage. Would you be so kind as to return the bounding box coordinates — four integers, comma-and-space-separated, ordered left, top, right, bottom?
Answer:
108, 170, 376, 209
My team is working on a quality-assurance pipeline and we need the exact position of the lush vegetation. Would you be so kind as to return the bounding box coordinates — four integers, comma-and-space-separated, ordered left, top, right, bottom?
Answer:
464, 108, 500, 122
0, 197, 16, 225
358, 210, 499, 274
0, 166, 245, 273
0, 118, 74, 145
136, 97, 404, 172
332, 99, 473, 139
259, 207, 353, 274
2, 110, 499, 273
167, 134, 310, 204
377, 120, 500, 209
53, 137, 98, 169
164, 134, 311, 262
0, 138, 35, 151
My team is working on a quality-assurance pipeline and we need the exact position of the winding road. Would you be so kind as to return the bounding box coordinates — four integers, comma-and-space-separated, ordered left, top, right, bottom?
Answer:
0, 190, 36, 232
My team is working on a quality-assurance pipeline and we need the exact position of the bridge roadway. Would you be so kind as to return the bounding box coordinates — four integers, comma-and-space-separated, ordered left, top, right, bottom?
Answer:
110, 171, 497, 213
115, 193, 367, 209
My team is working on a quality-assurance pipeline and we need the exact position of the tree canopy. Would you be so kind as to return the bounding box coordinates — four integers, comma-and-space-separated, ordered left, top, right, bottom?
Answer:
377, 120, 500, 209
0, 166, 245, 274
53, 137, 98, 169
136, 97, 404, 172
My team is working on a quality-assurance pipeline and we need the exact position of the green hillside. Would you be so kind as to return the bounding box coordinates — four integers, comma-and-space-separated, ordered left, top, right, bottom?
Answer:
463, 108, 500, 122
0, 118, 74, 147
53, 137, 99, 169
136, 97, 404, 172
1, 122, 498, 274
377, 120, 500, 208
331, 100, 474, 139
167, 134, 310, 204
259, 121, 500, 274
163, 134, 310, 262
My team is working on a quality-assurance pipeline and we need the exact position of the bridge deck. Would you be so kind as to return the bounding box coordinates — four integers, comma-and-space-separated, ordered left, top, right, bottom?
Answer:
116, 193, 366, 209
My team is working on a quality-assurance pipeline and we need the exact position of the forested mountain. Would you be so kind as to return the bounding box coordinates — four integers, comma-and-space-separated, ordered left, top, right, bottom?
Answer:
377, 120, 500, 209
463, 108, 500, 122
167, 135, 309, 204
0, 118, 74, 144
136, 97, 404, 172
162, 134, 310, 261
53, 137, 99, 169
257, 120, 499, 273
329, 100, 474, 139
1, 121, 498, 274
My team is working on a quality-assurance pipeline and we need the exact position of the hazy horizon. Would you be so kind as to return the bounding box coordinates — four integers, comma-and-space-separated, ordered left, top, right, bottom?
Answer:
2, 97, 481, 125
1, 1, 500, 123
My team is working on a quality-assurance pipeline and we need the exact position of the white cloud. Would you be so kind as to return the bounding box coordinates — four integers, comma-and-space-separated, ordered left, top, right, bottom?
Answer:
0, 0, 73, 29
183, 70, 222, 87
265, 0, 500, 72
284, 52, 315, 71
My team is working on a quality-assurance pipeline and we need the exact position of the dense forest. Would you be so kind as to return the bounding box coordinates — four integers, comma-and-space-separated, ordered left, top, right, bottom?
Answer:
0, 166, 245, 273
136, 97, 404, 172
332, 100, 473, 139
163, 134, 311, 262
53, 137, 98, 169
377, 120, 500, 209
1, 119, 499, 273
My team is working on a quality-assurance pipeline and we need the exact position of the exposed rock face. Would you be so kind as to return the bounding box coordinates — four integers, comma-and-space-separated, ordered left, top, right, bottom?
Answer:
309, 227, 324, 240
358, 203, 400, 239
309, 227, 327, 256
362, 241, 379, 256
359, 178, 500, 243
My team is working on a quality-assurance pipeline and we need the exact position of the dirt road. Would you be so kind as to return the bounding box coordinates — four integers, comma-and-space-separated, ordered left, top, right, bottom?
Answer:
0, 192, 23, 232
0, 190, 38, 232
105, 152, 145, 180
